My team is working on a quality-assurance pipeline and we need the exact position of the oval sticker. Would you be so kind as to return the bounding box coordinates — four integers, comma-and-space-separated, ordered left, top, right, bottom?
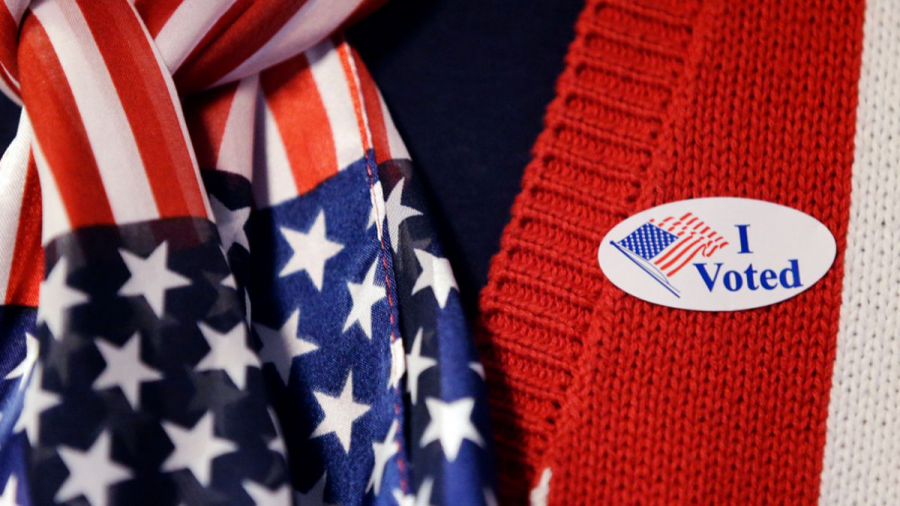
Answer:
597, 198, 836, 311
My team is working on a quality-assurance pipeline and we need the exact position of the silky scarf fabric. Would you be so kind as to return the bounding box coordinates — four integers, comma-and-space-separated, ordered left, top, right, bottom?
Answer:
0, 1, 495, 505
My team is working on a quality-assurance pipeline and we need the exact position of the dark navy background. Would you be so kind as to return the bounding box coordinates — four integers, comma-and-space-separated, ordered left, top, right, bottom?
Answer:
0, 96, 15, 147
0, 0, 581, 316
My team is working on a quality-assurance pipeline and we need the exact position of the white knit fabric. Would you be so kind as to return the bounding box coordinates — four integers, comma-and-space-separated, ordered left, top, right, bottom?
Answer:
529, 468, 552, 506
819, 1, 900, 503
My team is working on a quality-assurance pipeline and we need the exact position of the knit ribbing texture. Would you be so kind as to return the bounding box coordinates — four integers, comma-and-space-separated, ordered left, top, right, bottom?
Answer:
819, 0, 900, 502
477, 0, 865, 503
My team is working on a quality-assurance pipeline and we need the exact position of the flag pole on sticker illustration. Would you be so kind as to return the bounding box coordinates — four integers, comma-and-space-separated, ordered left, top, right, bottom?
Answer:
598, 198, 836, 312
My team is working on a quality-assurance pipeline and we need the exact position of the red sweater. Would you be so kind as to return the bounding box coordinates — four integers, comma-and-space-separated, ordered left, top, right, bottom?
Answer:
477, 0, 897, 503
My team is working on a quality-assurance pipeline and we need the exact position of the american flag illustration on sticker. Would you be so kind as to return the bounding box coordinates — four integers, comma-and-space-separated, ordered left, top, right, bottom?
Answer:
611, 213, 729, 298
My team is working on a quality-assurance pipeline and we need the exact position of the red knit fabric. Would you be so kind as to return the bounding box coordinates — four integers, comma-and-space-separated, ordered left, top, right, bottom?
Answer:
477, 0, 865, 503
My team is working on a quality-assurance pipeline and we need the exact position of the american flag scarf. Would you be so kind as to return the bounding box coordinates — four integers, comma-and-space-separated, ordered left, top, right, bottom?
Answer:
0, 1, 495, 505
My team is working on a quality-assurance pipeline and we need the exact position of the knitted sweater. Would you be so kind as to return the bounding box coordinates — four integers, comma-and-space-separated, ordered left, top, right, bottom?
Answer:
477, 0, 898, 503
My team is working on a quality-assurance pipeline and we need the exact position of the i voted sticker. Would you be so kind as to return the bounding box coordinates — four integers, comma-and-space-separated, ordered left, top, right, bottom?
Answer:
597, 197, 836, 311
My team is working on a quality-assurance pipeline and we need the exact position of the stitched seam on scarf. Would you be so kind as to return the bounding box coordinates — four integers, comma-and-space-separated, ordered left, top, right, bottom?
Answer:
336, 35, 411, 495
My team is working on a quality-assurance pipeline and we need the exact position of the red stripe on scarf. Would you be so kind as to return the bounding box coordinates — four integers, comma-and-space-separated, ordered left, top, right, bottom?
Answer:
0, 2, 17, 84
6, 155, 41, 306
337, 40, 371, 154
174, 0, 308, 93
18, 17, 115, 228
134, 0, 184, 38
184, 82, 239, 170
77, 0, 207, 220
261, 53, 338, 195
352, 47, 391, 164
